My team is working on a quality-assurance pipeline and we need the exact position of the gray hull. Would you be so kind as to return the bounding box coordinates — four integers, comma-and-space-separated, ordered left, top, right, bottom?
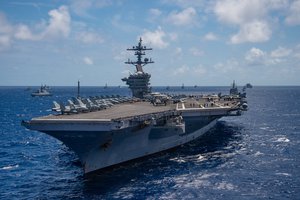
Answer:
41, 116, 218, 173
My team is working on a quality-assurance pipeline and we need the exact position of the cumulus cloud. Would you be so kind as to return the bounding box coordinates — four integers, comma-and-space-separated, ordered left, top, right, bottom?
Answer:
293, 44, 300, 59
168, 32, 178, 41
83, 56, 94, 65
42, 6, 71, 39
231, 21, 272, 44
245, 47, 266, 64
14, 6, 71, 40
285, 0, 300, 25
214, 0, 266, 25
149, 8, 162, 17
141, 27, 168, 49
190, 47, 204, 56
172, 65, 190, 75
203, 32, 218, 41
167, 7, 197, 26
76, 31, 104, 44
0, 35, 11, 50
214, 59, 240, 73
0, 5, 71, 51
162, 0, 204, 8
14, 24, 40, 40
175, 47, 182, 55
113, 50, 131, 62
172, 64, 206, 76
0, 13, 13, 34
70, 0, 113, 17
0, 13, 13, 50
244, 47, 290, 65
193, 65, 207, 75
270, 46, 292, 58
213, 0, 285, 43
147, 8, 162, 23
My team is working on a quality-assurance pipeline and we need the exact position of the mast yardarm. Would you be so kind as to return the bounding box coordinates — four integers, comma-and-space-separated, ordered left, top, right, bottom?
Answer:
125, 38, 154, 72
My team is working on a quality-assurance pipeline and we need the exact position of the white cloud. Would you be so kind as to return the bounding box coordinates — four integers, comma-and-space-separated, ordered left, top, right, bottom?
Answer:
230, 21, 272, 44
293, 44, 300, 59
1, 5, 71, 50
172, 65, 189, 75
83, 56, 93, 65
168, 32, 178, 41
42, 6, 71, 39
245, 47, 283, 65
14, 24, 40, 40
190, 47, 204, 56
270, 46, 292, 58
245, 47, 266, 64
0, 13, 13, 34
70, 0, 93, 17
15, 6, 71, 40
285, 0, 300, 25
149, 8, 162, 17
114, 50, 130, 62
214, 0, 266, 25
193, 65, 207, 75
76, 31, 104, 44
0, 35, 11, 50
203, 32, 218, 41
244, 46, 297, 66
141, 27, 168, 49
167, 7, 197, 26
214, 59, 240, 73
147, 8, 162, 23
213, 0, 287, 44
70, 0, 113, 17
175, 47, 182, 55
162, 0, 204, 8
172, 64, 207, 76
0, 13, 13, 50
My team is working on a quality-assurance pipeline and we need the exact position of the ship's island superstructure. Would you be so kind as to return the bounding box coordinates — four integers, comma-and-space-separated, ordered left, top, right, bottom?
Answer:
22, 38, 248, 174
122, 38, 153, 98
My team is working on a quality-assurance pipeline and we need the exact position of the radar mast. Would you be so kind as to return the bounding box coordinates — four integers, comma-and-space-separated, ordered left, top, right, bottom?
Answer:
122, 38, 154, 98
125, 37, 154, 73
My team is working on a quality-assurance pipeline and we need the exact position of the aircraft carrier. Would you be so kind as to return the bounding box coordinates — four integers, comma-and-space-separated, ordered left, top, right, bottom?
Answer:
22, 38, 247, 174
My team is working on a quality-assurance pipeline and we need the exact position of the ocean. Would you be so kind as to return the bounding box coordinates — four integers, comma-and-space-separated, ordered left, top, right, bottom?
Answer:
0, 86, 299, 199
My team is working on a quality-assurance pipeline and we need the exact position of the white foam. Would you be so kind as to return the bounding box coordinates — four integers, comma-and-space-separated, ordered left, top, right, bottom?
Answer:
173, 173, 219, 189
169, 157, 186, 163
1, 164, 19, 170
260, 127, 270, 130
276, 137, 290, 143
275, 172, 291, 176
197, 155, 206, 162
215, 181, 235, 190
254, 151, 264, 156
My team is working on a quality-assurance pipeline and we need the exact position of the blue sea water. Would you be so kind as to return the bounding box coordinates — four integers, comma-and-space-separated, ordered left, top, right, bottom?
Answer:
0, 86, 300, 199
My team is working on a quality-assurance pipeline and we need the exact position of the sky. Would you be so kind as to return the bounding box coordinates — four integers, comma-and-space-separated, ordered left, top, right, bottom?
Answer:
0, 0, 300, 86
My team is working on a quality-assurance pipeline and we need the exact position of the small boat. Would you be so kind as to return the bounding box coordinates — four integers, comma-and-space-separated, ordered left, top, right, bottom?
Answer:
31, 85, 52, 97
245, 83, 253, 88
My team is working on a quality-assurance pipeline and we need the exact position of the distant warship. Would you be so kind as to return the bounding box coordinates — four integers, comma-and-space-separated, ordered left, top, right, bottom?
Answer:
22, 38, 247, 174
31, 85, 52, 97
